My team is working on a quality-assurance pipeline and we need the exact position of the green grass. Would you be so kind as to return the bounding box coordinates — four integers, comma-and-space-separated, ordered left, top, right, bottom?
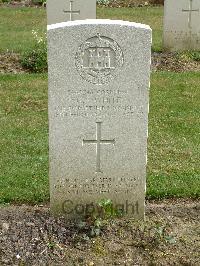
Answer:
0, 7, 46, 52
0, 74, 48, 203
0, 5, 199, 203
0, 72, 199, 203
98, 7, 163, 51
147, 72, 200, 199
0, 6, 163, 52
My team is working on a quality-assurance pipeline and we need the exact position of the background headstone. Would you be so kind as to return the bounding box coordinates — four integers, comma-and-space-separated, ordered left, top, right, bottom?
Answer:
163, 0, 200, 51
48, 20, 151, 219
47, 0, 96, 25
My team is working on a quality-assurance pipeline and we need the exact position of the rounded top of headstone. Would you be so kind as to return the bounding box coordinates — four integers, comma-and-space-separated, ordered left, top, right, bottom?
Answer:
47, 19, 151, 31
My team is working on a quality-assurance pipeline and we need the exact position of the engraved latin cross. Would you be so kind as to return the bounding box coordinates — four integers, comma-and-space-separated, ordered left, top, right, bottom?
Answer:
63, 0, 80, 21
182, 0, 199, 29
83, 122, 115, 173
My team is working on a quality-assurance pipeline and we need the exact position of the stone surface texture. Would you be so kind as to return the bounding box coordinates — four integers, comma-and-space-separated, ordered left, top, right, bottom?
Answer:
47, 0, 96, 25
48, 20, 151, 219
163, 0, 200, 51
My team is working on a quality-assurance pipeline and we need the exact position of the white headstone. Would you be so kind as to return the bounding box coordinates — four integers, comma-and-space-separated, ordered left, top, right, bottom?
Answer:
48, 20, 151, 219
163, 0, 200, 51
47, 0, 96, 25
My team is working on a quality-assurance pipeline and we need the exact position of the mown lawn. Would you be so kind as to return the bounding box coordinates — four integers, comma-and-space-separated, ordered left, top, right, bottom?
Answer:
98, 7, 163, 51
0, 5, 199, 204
0, 74, 48, 203
0, 72, 199, 204
0, 7, 46, 53
0, 6, 163, 52
148, 72, 200, 198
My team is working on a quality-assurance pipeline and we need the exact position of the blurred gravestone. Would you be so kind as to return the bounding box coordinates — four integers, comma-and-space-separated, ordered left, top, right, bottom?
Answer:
47, 0, 96, 25
163, 0, 200, 51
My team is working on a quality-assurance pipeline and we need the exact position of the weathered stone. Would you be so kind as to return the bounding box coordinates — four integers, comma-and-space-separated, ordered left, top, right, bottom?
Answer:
163, 0, 200, 51
47, 0, 96, 25
2, 222, 9, 232
48, 20, 151, 219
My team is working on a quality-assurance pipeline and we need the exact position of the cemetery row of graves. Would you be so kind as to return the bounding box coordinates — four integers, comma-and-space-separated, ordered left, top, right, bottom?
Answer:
0, 5, 199, 204
0, 2, 199, 265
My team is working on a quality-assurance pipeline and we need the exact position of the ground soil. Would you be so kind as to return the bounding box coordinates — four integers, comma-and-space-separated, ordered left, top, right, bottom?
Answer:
1, 52, 200, 74
0, 5, 199, 263
0, 53, 27, 74
98, 0, 164, 8
0, 199, 199, 265
0, 1, 45, 8
152, 52, 200, 72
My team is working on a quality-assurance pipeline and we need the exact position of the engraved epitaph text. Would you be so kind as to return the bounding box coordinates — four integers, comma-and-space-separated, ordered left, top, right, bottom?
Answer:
48, 21, 152, 219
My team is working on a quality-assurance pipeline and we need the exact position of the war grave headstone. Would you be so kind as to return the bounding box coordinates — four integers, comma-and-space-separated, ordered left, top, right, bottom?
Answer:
47, 20, 152, 219
47, 0, 96, 25
163, 0, 200, 51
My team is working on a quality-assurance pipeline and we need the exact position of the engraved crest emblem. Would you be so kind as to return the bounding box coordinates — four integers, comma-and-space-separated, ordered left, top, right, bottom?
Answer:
75, 34, 124, 85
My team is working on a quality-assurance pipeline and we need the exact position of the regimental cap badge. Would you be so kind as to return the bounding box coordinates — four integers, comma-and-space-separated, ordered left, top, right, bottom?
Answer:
75, 33, 124, 85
